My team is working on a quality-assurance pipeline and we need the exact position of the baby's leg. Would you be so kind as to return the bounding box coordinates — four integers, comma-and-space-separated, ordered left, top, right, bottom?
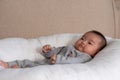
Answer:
0, 60, 20, 68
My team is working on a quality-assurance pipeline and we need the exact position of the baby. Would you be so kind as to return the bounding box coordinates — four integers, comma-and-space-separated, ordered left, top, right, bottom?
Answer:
0, 30, 107, 68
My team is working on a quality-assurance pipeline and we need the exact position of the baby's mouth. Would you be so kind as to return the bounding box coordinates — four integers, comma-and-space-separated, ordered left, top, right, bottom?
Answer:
78, 45, 84, 51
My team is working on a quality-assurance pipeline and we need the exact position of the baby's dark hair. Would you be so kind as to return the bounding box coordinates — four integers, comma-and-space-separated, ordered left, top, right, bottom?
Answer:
86, 30, 107, 51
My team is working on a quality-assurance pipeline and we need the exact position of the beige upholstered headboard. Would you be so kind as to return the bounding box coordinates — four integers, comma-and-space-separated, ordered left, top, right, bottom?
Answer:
0, 0, 119, 38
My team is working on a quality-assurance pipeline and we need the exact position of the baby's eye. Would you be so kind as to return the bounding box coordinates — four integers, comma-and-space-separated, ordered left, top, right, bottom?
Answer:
80, 37, 85, 40
80, 38, 83, 40
88, 42, 93, 45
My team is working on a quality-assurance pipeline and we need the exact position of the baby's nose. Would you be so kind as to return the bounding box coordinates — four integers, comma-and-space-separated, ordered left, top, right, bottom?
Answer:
81, 41, 87, 46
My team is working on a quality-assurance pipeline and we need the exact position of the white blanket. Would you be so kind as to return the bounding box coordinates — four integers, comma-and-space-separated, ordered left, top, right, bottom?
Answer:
0, 33, 120, 80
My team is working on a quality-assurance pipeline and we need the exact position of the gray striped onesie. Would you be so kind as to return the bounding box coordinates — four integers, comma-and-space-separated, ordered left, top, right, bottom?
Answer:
7, 45, 92, 68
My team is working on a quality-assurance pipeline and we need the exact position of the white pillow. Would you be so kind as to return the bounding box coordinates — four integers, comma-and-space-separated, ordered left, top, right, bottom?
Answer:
89, 39, 120, 67
0, 38, 39, 61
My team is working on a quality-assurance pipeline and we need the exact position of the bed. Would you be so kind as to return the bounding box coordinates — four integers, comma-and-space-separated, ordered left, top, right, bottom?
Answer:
0, 33, 120, 80
0, 0, 120, 80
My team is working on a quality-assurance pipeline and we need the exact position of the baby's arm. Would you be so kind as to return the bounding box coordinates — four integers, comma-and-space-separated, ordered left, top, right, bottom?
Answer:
42, 44, 57, 64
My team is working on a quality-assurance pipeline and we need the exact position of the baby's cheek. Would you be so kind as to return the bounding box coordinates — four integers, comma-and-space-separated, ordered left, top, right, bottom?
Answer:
84, 48, 91, 53
77, 48, 83, 52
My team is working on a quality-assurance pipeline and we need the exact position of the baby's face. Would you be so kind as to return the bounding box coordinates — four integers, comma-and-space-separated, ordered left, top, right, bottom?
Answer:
74, 32, 102, 56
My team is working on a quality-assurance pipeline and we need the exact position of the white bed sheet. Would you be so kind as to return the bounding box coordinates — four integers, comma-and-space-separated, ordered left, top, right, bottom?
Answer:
0, 33, 120, 80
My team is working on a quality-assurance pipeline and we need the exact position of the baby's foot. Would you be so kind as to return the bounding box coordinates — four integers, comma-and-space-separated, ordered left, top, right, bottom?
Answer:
0, 60, 9, 68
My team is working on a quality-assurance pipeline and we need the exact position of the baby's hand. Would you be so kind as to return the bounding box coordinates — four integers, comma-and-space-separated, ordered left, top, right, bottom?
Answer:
42, 44, 52, 53
0, 60, 9, 68
51, 54, 57, 64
